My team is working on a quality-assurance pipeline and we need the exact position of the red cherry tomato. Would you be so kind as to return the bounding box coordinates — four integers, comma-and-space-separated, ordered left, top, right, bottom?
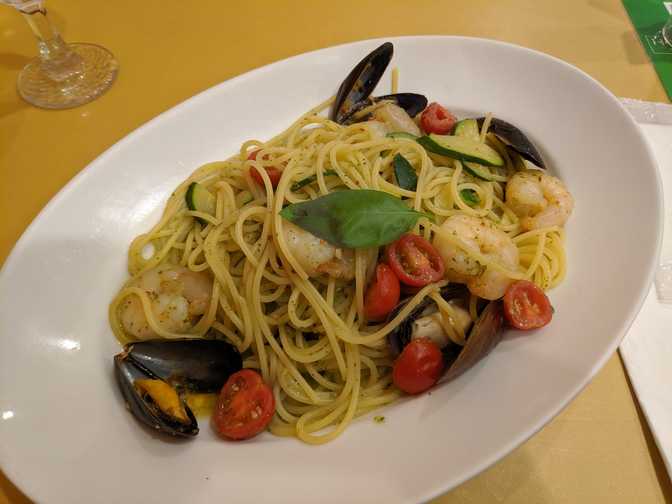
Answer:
247, 150, 282, 188
392, 338, 445, 395
364, 264, 401, 321
420, 103, 457, 135
503, 280, 553, 330
212, 369, 275, 440
386, 234, 445, 287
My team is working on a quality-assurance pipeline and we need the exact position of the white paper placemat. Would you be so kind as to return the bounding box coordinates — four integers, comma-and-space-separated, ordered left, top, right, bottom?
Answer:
619, 98, 672, 478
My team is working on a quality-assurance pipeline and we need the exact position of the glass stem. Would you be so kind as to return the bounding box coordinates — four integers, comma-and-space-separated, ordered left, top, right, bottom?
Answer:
20, 3, 83, 81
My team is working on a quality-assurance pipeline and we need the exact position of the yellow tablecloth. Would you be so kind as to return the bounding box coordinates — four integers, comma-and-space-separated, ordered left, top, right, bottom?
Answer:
1, 1, 671, 502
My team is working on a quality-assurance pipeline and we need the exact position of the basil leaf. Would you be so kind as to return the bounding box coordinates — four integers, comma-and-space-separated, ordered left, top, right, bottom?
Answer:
460, 188, 480, 207
393, 154, 418, 191
280, 189, 429, 248
290, 169, 337, 191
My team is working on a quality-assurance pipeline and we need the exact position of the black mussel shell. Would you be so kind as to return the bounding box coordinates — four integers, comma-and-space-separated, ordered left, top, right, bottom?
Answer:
341, 92, 428, 125
387, 295, 433, 357
114, 354, 199, 437
443, 300, 504, 381
476, 117, 546, 168
387, 289, 504, 385
114, 338, 242, 437
330, 42, 393, 124
387, 284, 470, 356
124, 338, 242, 392
376, 93, 428, 118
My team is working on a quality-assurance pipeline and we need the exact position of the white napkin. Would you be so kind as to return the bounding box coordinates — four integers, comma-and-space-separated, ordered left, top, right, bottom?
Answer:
619, 98, 672, 478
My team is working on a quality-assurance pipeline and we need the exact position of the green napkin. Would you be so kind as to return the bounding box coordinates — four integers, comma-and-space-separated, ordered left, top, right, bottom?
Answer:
623, 0, 672, 100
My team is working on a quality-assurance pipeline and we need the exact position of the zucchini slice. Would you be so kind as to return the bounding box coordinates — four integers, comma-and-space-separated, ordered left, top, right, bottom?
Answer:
454, 119, 498, 180
455, 119, 494, 182
386, 131, 420, 140
185, 182, 216, 217
463, 162, 498, 181
453, 119, 480, 142
417, 134, 504, 167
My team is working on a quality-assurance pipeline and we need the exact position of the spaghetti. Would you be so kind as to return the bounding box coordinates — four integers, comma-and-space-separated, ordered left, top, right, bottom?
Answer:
109, 98, 569, 444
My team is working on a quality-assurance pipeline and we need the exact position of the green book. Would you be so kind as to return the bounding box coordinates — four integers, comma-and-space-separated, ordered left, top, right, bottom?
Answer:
623, 0, 672, 100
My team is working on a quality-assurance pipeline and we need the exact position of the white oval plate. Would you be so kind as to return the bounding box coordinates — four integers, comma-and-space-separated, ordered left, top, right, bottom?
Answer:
0, 37, 661, 504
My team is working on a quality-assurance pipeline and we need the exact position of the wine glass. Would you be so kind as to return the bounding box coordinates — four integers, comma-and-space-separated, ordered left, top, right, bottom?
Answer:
2, 0, 118, 109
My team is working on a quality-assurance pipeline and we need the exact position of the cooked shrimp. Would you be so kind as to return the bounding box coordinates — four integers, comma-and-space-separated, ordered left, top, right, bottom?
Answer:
119, 264, 213, 339
505, 170, 574, 231
433, 214, 519, 300
282, 222, 355, 280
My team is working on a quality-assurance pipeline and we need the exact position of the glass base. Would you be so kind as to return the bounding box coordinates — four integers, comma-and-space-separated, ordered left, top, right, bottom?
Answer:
17, 43, 119, 109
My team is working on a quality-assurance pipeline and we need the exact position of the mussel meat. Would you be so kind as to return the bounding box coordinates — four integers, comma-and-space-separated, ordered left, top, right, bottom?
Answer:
388, 286, 504, 383
330, 42, 428, 125
388, 284, 470, 356
114, 338, 242, 437
477, 117, 546, 168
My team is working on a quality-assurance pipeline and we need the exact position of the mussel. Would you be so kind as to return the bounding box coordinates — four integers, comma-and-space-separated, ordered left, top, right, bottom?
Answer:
330, 42, 428, 125
476, 117, 546, 168
388, 285, 471, 356
388, 286, 504, 383
331, 42, 392, 124
114, 338, 242, 437
443, 299, 504, 382
338, 93, 429, 125
375, 93, 428, 118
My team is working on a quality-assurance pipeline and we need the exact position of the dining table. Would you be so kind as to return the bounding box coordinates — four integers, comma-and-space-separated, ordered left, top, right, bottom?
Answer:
1, 0, 671, 502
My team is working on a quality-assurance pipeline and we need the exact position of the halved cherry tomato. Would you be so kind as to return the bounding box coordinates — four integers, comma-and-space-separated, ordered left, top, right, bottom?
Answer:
420, 102, 457, 135
503, 280, 553, 330
364, 263, 400, 321
247, 150, 282, 188
386, 234, 445, 287
212, 369, 275, 440
392, 338, 445, 395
